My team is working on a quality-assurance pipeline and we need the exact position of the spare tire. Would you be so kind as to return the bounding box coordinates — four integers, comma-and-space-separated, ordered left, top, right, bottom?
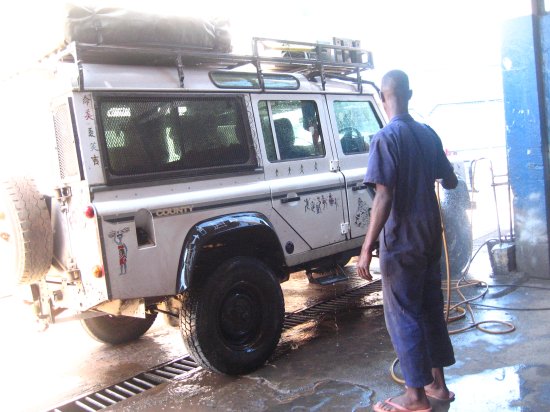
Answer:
0, 177, 53, 285
81, 312, 158, 345
440, 180, 473, 279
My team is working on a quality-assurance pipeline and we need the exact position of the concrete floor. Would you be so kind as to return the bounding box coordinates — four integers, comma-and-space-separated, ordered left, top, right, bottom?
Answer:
114, 246, 550, 411
3, 237, 549, 412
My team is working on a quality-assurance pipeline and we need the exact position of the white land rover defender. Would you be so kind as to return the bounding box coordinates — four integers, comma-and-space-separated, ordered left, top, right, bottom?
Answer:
0, 8, 471, 375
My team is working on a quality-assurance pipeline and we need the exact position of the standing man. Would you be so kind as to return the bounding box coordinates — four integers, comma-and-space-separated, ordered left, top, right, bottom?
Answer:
356, 70, 457, 412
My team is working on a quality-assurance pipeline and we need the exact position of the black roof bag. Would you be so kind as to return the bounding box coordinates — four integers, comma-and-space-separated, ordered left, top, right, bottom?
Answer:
64, 5, 231, 52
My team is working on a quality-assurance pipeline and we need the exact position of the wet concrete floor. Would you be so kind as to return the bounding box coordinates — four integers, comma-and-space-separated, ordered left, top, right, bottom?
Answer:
115, 239, 550, 412
2, 240, 550, 412
112, 265, 550, 412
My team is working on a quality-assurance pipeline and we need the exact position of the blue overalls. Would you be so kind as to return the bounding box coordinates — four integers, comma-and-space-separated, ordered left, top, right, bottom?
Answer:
364, 113, 456, 387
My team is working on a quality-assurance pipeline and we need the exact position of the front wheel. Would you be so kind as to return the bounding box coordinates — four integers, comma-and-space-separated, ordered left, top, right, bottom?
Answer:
180, 257, 284, 375
81, 312, 157, 344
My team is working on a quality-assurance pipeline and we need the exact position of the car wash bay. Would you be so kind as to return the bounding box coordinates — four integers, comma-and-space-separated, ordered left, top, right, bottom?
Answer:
4, 5, 550, 412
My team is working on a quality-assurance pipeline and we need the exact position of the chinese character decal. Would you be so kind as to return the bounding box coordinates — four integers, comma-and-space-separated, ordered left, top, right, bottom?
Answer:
82, 95, 92, 107
81, 94, 101, 169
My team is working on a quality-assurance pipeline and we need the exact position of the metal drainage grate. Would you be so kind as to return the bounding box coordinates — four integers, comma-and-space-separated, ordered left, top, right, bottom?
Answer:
49, 355, 199, 412
283, 278, 382, 330
48, 278, 381, 412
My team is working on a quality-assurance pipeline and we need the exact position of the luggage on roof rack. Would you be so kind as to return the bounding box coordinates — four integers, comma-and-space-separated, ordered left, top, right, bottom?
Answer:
64, 4, 231, 52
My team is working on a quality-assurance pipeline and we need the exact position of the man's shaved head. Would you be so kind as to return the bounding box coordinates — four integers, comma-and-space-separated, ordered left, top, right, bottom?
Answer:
381, 70, 410, 99
379, 69, 412, 117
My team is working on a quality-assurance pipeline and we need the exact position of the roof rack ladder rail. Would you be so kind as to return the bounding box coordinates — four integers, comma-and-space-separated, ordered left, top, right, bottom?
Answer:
176, 55, 185, 88
252, 38, 266, 91
316, 43, 326, 91
67, 43, 85, 92
356, 67, 362, 94
77, 60, 85, 91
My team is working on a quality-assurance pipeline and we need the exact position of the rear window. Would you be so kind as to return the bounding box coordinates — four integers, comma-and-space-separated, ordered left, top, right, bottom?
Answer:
97, 95, 255, 182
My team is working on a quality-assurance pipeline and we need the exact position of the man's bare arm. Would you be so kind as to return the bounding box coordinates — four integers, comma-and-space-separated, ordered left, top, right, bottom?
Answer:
356, 183, 393, 280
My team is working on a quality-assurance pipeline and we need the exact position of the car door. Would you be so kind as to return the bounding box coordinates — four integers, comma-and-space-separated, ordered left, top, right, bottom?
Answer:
325, 95, 385, 239
251, 94, 347, 249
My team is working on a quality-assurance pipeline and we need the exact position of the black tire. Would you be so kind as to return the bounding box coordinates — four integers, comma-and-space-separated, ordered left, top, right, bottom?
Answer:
440, 180, 473, 279
81, 312, 157, 344
0, 177, 53, 285
180, 256, 284, 375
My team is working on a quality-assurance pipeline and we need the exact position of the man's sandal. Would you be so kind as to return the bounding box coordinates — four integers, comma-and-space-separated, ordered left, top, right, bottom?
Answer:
424, 389, 455, 402
373, 398, 432, 412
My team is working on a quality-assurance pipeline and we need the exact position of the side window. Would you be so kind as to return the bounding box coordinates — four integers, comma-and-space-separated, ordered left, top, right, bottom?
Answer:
258, 100, 325, 161
98, 96, 254, 181
334, 101, 382, 155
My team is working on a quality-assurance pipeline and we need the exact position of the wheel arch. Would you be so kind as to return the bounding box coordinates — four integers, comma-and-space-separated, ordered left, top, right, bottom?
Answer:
177, 212, 285, 293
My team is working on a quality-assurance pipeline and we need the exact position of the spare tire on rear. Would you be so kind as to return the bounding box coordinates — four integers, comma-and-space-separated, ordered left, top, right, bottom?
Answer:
440, 180, 473, 279
0, 177, 53, 285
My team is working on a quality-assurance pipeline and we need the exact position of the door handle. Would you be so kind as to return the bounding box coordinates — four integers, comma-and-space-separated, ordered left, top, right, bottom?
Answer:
352, 183, 376, 199
352, 183, 369, 191
281, 196, 301, 204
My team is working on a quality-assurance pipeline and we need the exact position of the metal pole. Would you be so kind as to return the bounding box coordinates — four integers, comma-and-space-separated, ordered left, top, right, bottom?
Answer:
489, 160, 503, 242
531, 0, 550, 258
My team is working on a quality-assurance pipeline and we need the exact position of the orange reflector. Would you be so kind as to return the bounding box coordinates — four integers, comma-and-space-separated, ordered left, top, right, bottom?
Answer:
84, 206, 95, 219
92, 265, 103, 278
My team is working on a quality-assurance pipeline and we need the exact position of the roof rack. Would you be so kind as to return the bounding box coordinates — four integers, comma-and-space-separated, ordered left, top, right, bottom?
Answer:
51, 37, 376, 92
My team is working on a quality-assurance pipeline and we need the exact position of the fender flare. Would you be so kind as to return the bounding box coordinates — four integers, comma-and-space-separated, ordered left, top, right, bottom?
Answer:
177, 212, 283, 293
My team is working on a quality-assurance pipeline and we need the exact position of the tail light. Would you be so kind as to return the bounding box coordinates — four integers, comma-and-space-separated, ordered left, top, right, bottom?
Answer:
92, 265, 104, 278
84, 206, 95, 219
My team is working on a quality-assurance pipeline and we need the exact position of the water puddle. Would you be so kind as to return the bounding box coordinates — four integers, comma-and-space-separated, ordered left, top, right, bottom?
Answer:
267, 379, 373, 411
447, 366, 522, 411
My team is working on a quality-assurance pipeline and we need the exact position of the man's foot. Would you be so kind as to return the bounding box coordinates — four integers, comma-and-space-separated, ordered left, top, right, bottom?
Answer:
373, 394, 432, 412
424, 382, 455, 402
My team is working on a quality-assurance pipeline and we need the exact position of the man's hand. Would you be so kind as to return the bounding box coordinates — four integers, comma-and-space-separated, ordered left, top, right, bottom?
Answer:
438, 172, 458, 190
356, 246, 373, 281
